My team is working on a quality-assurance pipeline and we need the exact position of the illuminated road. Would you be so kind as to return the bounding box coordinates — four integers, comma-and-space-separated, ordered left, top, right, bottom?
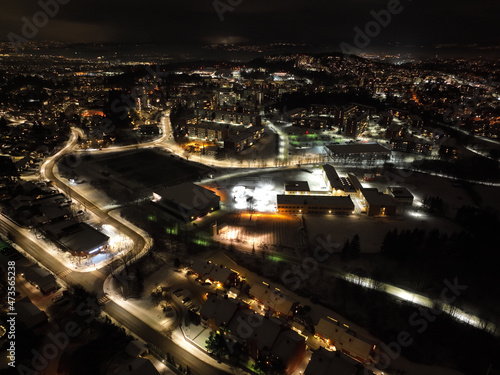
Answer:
104, 301, 228, 375
6, 109, 497, 375
30, 119, 232, 375
0, 213, 227, 375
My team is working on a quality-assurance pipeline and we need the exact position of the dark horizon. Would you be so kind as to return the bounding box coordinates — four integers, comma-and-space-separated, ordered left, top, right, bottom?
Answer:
1, 0, 499, 59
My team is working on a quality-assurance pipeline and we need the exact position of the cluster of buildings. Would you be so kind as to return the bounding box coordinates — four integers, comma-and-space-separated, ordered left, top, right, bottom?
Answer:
277, 164, 414, 216
182, 102, 265, 153
200, 293, 306, 374
195, 270, 378, 374
284, 103, 373, 138
3, 181, 109, 257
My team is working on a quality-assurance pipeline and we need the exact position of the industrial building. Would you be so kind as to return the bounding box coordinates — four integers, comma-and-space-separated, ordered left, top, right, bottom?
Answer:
41, 220, 109, 257
322, 164, 356, 196
152, 182, 220, 222
386, 186, 414, 206
284, 181, 310, 195
277, 195, 354, 215
360, 188, 398, 216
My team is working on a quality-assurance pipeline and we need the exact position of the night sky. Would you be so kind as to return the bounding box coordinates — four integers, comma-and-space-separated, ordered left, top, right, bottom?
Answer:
1, 0, 499, 55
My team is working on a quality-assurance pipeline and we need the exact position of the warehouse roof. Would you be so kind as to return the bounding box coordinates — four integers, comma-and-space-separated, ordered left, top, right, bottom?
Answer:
277, 195, 354, 209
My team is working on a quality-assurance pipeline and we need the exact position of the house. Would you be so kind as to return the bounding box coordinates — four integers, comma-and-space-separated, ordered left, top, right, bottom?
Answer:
21, 266, 59, 295
190, 259, 214, 279
305, 347, 375, 375
200, 294, 240, 330
322, 164, 345, 195
226, 309, 283, 359
190, 260, 238, 286
249, 282, 298, 318
271, 330, 307, 374
16, 297, 48, 330
314, 318, 376, 364
205, 264, 238, 286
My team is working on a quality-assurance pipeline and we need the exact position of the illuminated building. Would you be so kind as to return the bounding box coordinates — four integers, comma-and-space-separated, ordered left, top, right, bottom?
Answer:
360, 188, 397, 216
41, 220, 109, 257
277, 195, 354, 215
314, 318, 376, 364
284, 181, 310, 195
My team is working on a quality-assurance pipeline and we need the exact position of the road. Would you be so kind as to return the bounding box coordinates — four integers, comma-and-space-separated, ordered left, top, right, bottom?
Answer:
105, 301, 227, 375
8, 109, 498, 375
14, 115, 232, 375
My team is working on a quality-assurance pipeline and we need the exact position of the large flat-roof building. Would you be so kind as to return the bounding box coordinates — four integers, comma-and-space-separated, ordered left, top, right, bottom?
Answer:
223, 126, 265, 152
284, 181, 310, 195
386, 186, 414, 207
41, 220, 109, 257
322, 164, 344, 195
325, 143, 391, 161
277, 195, 354, 215
360, 188, 397, 216
347, 173, 364, 198
152, 182, 220, 222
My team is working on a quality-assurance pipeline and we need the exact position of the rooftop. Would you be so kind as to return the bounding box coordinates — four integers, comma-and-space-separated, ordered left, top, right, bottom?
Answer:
284, 181, 310, 192
42, 220, 109, 254
250, 283, 297, 316
388, 186, 414, 199
322, 164, 344, 190
361, 189, 397, 207
200, 294, 239, 327
277, 195, 355, 209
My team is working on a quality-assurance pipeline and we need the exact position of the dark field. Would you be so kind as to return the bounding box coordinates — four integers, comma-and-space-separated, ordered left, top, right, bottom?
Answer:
91, 148, 211, 188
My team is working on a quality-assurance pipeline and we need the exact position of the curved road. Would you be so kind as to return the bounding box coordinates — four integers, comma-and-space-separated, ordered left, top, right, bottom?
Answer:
13, 124, 230, 375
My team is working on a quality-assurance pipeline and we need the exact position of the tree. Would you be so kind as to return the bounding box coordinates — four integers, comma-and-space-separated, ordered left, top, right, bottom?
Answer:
205, 331, 228, 359
350, 234, 361, 259
253, 354, 287, 375
341, 239, 350, 261
0, 116, 8, 134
